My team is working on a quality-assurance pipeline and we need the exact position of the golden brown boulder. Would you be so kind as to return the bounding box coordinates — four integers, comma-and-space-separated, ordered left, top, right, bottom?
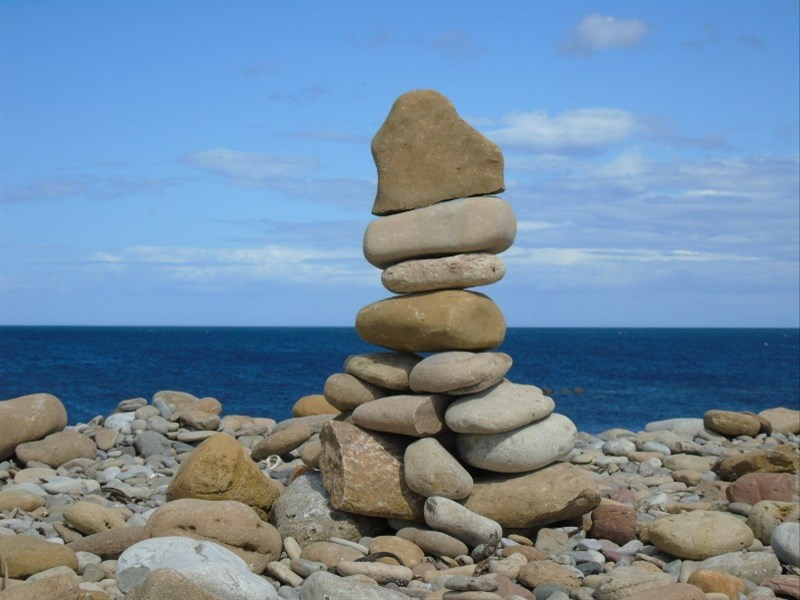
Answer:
0, 573, 81, 600
0, 393, 67, 461
715, 444, 799, 481
703, 410, 761, 437
291, 394, 340, 417
166, 432, 283, 518
371, 89, 504, 215
0, 534, 78, 579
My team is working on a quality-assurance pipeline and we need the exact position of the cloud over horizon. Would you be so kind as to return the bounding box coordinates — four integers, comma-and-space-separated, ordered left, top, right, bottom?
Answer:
561, 13, 649, 56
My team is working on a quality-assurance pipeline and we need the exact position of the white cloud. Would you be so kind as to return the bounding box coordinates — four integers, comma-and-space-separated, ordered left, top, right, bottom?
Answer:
561, 13, 649, 56
486, 108, 640, 153
182, 148, 317, 187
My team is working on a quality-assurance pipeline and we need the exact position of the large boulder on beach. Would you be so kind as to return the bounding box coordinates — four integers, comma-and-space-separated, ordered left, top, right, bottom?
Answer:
0, 393, 68, 460
355, 290, 506, 353
463, 462, 600, 528
759, 407, 800, 435
703, 409, 761, 437
14, 429, 96, 467
647, 511, 754, 560
370, 89, 504, 216
715, 443, 799, 480
0, 534, 79, 579
0, 574, 82, 600
166, 432, 283, 518
319, 420, 425, 521
363, 196, 516, 269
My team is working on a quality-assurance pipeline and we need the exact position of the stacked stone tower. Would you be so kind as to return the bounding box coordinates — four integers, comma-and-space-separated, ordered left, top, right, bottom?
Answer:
318, 90, 591, 527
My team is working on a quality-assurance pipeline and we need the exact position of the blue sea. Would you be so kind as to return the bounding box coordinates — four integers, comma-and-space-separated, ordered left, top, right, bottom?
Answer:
0, 327, 797, 434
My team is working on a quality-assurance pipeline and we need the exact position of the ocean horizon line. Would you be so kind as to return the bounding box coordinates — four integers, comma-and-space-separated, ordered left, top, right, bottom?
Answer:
1, 324, 798, 331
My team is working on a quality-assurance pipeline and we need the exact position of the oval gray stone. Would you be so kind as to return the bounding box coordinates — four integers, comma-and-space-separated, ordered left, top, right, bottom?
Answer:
456, 413, 576, 473
445, 380, 555, 434
424, 496, 502, 549
351, 394, 450, 437
363, 196, 516, 269
409, 351, 512, 395
382, 253, 505, 294
299, 570, 407, 600
770, 521, 800, 567
403, 437, 473, 500
344, 352, 422, 391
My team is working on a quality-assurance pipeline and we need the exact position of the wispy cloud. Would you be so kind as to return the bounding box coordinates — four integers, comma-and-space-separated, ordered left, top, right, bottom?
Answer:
561, 13, 649, 56
181, 148, 318, 186
244, 58, 278, 77
738, 34, 765, 50
682, 23, 722, 50
2, 175, 187, 204
288, 130, 371, 144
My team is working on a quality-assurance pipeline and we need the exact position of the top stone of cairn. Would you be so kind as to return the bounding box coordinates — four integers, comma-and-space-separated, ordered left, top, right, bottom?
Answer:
370, 89, 505, 216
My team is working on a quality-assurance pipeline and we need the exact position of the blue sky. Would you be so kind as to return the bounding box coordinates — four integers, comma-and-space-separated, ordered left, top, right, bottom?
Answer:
1, 0, 798, 327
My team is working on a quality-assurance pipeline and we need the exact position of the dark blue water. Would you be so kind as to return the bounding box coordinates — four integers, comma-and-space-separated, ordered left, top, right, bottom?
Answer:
0, 327, 797, 434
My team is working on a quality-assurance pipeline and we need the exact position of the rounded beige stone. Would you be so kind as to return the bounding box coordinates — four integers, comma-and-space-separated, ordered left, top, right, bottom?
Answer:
363, 196, 516, 269
445, 380, 554, 433
404, 437, 473, 500
63, 500, 129, 535
251, 422, 312, 460
703, 410, 761, 437
382, 253, 505, 294
299, 541, 364, 568
647, 510, 754, 560
759, 407, 800, 435
355, 290, 506, 353
351, 394, 450, 437
292, 394, 340, 417
0, 535, 79, 579
323, 373, 390, 412
368, 535, 425, 567
15, 430, 97, 467
0, 490, 46, 512
409, 351, 512, 395
0, 393, 68, 461
344, 352, 422, 390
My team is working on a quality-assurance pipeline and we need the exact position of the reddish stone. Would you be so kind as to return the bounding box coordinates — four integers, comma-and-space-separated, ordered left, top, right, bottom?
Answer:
725, 472, 796, 504
590, 503, 638, 546
763, 575, 800, 600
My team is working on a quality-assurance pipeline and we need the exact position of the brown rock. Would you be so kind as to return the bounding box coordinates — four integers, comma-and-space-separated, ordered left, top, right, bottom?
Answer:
703, 410, 761, 437
369, 535, 425, 567
501, 546, 549, 561
624, 583, 707, 600
67, 526, 148, 559
63, 500, 129, 535
725, 472, 797, 504
299, 541, 364, 568
762, 575, 800, 600
323, 373, 390, 412
15, 430, 96, 467
370, 89, 504, 216
687, 570, 746, 600
125, 568, 227, 600
0, 535, 78, 579
166, 432, 283, 518
759, 407, 800, 435
351, 394, 450, 437
319, 420, 425, 521
291, 394, 340, 417
0, 573, 81, 600
344, 352, 422, 390
0, 393, 67, 461
0, 490, 46, 512
589, 503, 637, 545
403, 437, 473, 500
747, 500, 800, 543
647, 511, 754, 560
93, 427, 119, 451
518, 560, 581, 590
251, 422, 312, 460
355, 290, 506, 353
463, 462, 600, 528
715, 444, 799, 481
382, 253, 505, 294
144, 498, 282, 573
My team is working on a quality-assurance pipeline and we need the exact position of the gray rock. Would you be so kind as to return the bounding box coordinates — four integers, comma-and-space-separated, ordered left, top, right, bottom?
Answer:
299, 570, 407, 599
679, 550, 782, 585
42, 476, 101, 496
382, 253, 505, 294
644, 418, 706, 439
105, 412, 137, 434
344, 352, 422, 390
770, 521, 800, 567
445, 380, 554, 434
409, 352, 512, 395
404, 437, 473, 499
424, 496, 502, 549
118, 398, 147, 412
135, 430, 174, 458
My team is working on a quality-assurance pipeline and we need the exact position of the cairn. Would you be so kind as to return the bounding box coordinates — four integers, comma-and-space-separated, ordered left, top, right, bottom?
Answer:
318, 90, 598, 528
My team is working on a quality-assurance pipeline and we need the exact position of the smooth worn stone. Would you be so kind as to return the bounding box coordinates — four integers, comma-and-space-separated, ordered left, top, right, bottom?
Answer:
456, 413, 576, 473
43, 475, 100, 496
487, 552, 528, 580
648, 510, 754, 560
67, 526, 148, 559
424, 496, 502, 549
126, 568, 227, 600
518, 560, 581, 590
173, 408, 221, 431
369, 535, 425, 567
356, 290, 506, 353
725, 472, 797, 504
134, 430, 174, 458
271, 414, 335, 436
715, 444, 800, 481
704, 410, 761, 438
352, 394, 450, 437
93, 428, 119, 451
771, 521, 800, 567
0, 573, 82, 600
291, 394, 340, 417
444, 380, 554, 434
0, 534, 79, 578
382, 253, 505, 294
370, 89, 504, 216
413, 529, 469, 558
0, 490, 46, 512
104, 412, 136, 434
645, 418, 706, 440
621, 583, 706, 600
299, 541, 365, 568
265, 561, 303, 587
759, 407, 800, 435
144, 498, 282, 572
63, 501, 129, 535
687, 570, 746, 600
166, 432, 283, 519
409, 352, 512, 396
0, 393, 68, 461
661, 454, 716, 472
289, 557, 326, 577
299, 570, 408, 600
589, 503, 637, 546
344, 352, 422, 391
116, 536, 278, 598
323, 373, 391, 412
271, 471, 384, 548
336, 560, 413, 584
747, 500, 800, 543
637, 430, 703, 454
153, 390, 219, 415
363, 196, 516, 269
319, 420, 425, 521
680, 551, 781, 585
404, 437, 473, 500
762, 575, 800, 600
251, 423, 313, 460
15, 430, 96, 467
592, 567, 675, 600
464, 462, 600, 528
299, 438, 322, 468
118, 397, 147, 411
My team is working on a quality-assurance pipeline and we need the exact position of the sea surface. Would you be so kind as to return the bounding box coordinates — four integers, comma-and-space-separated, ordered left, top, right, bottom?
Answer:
1, 327, 798, 434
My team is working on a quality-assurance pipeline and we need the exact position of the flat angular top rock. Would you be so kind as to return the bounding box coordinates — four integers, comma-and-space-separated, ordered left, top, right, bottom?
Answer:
371, 89, 504, 215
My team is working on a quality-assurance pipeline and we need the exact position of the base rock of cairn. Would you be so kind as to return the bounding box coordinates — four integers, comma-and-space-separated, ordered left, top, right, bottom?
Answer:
318, 89, 599, 528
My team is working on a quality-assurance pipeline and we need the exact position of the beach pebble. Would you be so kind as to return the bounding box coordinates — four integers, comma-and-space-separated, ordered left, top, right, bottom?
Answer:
352, 394, 450, 437
592, 566, 675, 600
770, 521, 800, 567
299, 541, 365, 568
445, 380, 554, 434
15, 430, 97, 467
104, 412, 136, 434
758, 407, 800, 435
382, 253, 505, 294
134, 430, 173, 458
725, 472, 796, 504
0, 534, 79, 578
648, 510, 754, 559
747, 500, 800, 543
704, 410, 761, 437
323, 372, 390, 412
125, 568, 227, 600
0, 572, 82, 599
344, 352, 422, 390
409, 351, 512, 395
291, 394, 340, 417
43, 476, 101, 496
63, 501, 129, 535
0, 489, 47, 512
680, 550, 781, 585
404, 437, 473, 499
251, 423, 312, 460
413, 529, 469, 558
687, 569, 747, 600
714, 443, 799, 481
369, 535, 425, 567
424, 496, 502, 549
299, 570, 407, 599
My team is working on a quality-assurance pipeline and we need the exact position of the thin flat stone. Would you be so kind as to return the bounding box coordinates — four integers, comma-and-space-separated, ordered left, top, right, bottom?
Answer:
344, 352, 422, 391
351, 394, 450, 437
409, 352, 512, 395
382, 253, 505, 294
